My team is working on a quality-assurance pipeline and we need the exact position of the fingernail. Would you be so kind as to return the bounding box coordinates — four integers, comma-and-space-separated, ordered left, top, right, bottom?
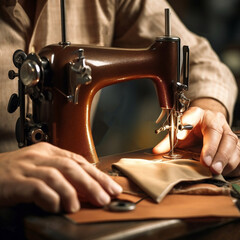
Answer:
212, 162, 223, 174
98, 191, 111, 205
204, 155, 212, 166
110, 183, 123, 195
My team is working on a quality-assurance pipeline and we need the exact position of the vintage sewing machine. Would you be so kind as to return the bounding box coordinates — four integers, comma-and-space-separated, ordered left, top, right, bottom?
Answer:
7, 8, 191, 163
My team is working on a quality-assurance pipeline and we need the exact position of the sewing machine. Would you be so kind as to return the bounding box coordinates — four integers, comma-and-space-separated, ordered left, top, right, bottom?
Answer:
7, 8, 191, 163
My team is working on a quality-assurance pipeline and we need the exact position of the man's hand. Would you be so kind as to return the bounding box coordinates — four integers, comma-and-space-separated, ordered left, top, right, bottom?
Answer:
153, 106, 240, 177
0, 142, 122, 213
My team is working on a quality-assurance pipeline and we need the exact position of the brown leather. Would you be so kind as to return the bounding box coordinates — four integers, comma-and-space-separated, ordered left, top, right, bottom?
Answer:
66, 193, 240, 224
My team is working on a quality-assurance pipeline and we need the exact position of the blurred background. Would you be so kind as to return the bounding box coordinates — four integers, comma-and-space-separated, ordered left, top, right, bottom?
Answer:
92, 0, 240, 157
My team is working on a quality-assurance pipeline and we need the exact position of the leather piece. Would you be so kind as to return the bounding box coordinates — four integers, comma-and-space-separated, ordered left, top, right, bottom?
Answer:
66, 193, 240, 224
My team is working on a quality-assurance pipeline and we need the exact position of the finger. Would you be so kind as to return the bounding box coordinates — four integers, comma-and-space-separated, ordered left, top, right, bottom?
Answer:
24, 166, 80, 213
177, 107, 203, 142
0, 177, 60, 213
225, 163, 240, 178
152, 134, 170, 154
37, 156, 112, 206
152, 107, 203, 154
177, 107, 203, 149
210, 130, 239, 174
200, 112, 225, 167
35, 143, 122, 197
222, 143, 240, 176
27, 143, 121, 206
71, 158, 122, 196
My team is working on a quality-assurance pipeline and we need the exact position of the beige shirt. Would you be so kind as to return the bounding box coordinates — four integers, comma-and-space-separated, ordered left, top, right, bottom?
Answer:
0, 0, 237, 153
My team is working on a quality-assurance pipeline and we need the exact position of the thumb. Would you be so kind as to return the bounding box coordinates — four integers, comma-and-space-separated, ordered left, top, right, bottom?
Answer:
152, 107, 204, 154
152, 134, 170, 154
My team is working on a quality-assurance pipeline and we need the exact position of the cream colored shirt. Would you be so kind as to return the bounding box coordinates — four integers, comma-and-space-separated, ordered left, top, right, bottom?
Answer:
0, 0, 237, 153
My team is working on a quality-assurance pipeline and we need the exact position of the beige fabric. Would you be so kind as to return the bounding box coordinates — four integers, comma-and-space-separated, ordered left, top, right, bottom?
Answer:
112, 175, 230, 197
0, 0, 237, 152
111, 175, 147, 197
171, 182, 230, 195
113, 158, 226, 202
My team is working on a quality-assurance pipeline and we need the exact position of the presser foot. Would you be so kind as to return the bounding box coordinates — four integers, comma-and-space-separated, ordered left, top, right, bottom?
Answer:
163, 152, 182, 159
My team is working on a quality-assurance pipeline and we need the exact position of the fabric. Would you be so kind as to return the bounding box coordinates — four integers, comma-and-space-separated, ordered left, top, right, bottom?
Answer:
170, 182, 231, 195
0, 0, 237, 152
112, 175, 231, 196
113, 158, 226, 202
111, 175, 147, 197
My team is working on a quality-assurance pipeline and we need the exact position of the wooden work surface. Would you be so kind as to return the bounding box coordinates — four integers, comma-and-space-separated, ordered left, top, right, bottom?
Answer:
1, 149, 240, 240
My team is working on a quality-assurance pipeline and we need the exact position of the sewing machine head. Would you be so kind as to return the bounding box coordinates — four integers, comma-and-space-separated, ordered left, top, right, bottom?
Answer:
8, 8, 191, 163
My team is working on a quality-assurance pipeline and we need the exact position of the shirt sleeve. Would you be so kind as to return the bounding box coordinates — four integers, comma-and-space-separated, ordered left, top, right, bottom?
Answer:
113, 0, 238, 124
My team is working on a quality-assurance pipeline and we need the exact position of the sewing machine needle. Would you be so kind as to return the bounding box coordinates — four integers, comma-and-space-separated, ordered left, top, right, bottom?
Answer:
164, 110, 182, 159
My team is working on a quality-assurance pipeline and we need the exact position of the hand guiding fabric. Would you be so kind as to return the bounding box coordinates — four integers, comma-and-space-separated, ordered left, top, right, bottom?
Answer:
153, 106, 240, 177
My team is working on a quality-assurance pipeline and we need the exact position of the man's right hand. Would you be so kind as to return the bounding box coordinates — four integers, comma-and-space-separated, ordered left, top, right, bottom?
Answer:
0, 142, 122, 213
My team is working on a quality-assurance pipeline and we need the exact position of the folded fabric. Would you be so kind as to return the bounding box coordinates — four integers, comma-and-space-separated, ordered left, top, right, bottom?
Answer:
170, 182, 230, 195
113, 158, 226, 203
111, 175, 230, 196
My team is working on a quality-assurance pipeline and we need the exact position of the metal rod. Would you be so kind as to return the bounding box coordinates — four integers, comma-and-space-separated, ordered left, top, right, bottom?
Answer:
169, 110, 175, 155
183, 46, 189, 89
165, 8, 171, 36
19, 80, 25, 147
60, 0, 66, 43
163, 110, 182, 159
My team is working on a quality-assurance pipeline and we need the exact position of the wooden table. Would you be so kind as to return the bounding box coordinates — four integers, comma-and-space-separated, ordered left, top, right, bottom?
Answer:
24, 214, 240, 240
1, 150, 240, 240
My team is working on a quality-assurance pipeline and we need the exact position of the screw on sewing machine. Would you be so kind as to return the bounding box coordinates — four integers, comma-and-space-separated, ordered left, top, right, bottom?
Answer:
12, 49, 27, 68
68, 48, 92, 104
7, 93, 19, 114
8, 50, 28, 113
8, 70, 18, 80
7, 50, 28, 147
178, 125, 193, 131
19, 59, 41, 87
8, 49, 49, 147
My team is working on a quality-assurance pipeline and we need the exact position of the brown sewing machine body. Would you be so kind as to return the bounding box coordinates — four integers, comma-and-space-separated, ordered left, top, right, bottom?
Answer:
8, 7, 190, 163
34, 38, 180, 163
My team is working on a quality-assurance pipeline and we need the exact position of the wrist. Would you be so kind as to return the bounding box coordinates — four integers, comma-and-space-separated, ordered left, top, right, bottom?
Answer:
190, 98, 228, 122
